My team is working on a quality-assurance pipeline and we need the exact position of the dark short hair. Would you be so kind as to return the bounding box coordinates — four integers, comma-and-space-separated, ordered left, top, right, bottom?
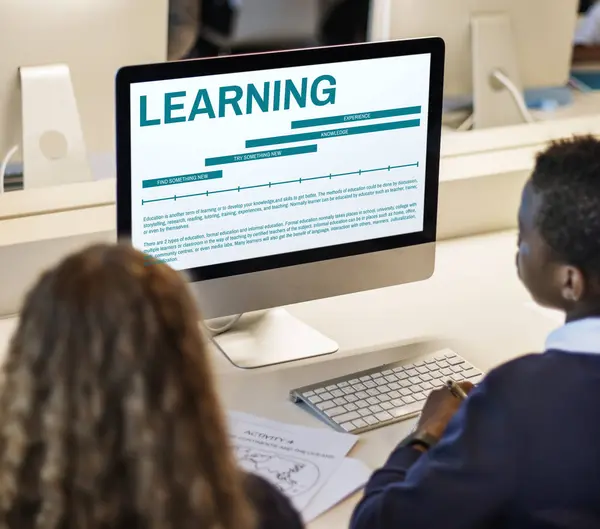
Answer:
531, 135, 600, 276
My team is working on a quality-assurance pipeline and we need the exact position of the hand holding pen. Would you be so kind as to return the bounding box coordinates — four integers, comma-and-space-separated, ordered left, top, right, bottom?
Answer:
413, 379, 474, 443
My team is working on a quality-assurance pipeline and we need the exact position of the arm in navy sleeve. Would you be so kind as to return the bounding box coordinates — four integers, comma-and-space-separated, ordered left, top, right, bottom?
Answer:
351, 369, 517, 529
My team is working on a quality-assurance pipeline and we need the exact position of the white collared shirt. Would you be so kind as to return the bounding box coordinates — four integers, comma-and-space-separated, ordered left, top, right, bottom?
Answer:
545, 317, 600, 355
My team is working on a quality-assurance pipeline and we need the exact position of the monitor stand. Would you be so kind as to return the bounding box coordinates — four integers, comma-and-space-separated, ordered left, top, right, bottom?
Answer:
470, 13, 531, 129
209, 308, 339, 369
20, 64, 93, 188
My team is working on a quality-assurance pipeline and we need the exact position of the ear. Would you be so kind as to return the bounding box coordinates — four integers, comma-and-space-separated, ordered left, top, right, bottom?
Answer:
558, 265, 586, 302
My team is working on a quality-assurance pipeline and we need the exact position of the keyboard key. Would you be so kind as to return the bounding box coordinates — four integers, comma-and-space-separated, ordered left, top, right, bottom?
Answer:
424, 358, 437, 364
463, 368, 480, 378
325, 406, 347, 417
338, 381, 349, 388
359, 376, 371, 382
321, 392, 333, 400
391, 401, 423, 418
369, 404, 384, 414
366, 388, 380, 397
340, 421, 357, 432
336, 411, 361, 424
441, 368, 453, 376
392, 367, 405, 373
420, 381, 433, 391
402, 395, 416, 404
396, 371, 409, 380
357, 400, 370, 409
451, 364, 462, 373
367, 397, 380, 406
364, 380, 376, 389
331, 389, 344, 398
356, 391, 369, 399
352, 418, 368, 429
414, 361, 425, 367
353, 383, 366, 391
416, 366, 429, 374
388, 382, 401, 391
420, 373, 432, 381
468, 374, 484, 384
348, 378, 360, 385
445, 352, 456, 359
400, 380, 412, 388
400, 388, 411, 396
406, 369, 418, 377
409, 377, 421, 385
315, 388, 325, 394
308, 395, 323, 404
364, 415, 379, 425
413, 392, 426, 401
437, 360, 449, 368
359, 408, 371, 417
377, 383, 390, 392
381, 401, 393, 410
376, 411, 393, 422
377, 394, 391, 403
304, 390, 315, 397
317, 401, 335, 411
385, 375, 398, 383
334, 397, 347, 406
430, 370, 441, 378
382, 370, 394, 376
326, 385, 337, 391
345, 403, 358, 412
346, 394, 358, 403
448, 357, 464, 366
389, 390, 401, 399
342, 387, 355, 395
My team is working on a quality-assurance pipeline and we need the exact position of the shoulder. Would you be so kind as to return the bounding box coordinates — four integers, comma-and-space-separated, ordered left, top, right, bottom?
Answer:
243, 473, 304, 529
476, 352, 564, 400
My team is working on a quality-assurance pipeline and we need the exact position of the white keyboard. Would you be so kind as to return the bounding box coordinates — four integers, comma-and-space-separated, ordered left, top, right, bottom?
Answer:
290, 349, 483, 434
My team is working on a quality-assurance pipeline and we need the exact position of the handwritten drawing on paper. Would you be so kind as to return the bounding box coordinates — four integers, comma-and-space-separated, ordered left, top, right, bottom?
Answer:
235, 446, 320, 497
228, 411, 357, 511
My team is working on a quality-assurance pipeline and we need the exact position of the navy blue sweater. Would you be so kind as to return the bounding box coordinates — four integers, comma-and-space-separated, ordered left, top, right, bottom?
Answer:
351, 350, 600, 529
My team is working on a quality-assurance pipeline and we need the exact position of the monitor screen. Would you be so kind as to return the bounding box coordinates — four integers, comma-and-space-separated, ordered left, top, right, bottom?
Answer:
120, 42, 441, 280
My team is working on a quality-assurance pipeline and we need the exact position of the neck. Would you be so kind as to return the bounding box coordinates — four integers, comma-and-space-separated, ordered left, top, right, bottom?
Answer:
565, 305, 600, 323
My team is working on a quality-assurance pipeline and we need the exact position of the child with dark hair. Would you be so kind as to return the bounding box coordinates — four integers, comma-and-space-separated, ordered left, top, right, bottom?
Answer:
351, 135, 600, 529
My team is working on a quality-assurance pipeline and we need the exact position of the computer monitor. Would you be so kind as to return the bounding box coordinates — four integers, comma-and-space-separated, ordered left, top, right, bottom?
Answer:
0, 0, 167, 190
369, 0, 579, 129
116, 39, 444, 368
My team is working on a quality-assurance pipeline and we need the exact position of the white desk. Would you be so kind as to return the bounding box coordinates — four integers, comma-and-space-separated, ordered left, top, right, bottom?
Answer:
0, 230, 562, 528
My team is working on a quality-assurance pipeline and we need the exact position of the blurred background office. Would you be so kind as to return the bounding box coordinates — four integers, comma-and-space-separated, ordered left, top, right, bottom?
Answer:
2, 0, 600, 192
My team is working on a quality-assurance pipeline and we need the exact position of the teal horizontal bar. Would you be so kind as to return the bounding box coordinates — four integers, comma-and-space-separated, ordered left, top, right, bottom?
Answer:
291, 106, 421, 129
205, 144, 317, 166
142, 170, 223, 189
246, 119, 421, 149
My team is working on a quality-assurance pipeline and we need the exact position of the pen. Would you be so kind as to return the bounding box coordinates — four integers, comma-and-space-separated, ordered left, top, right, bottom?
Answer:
446, 379, 468, 400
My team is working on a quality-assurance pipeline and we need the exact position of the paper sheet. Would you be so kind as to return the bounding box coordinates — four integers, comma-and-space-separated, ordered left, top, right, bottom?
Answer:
228, 411, 357, 511
303, 457, 371, 524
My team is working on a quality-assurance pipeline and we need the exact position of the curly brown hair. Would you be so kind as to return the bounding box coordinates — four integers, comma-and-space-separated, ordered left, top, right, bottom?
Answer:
0, 244, 255, 529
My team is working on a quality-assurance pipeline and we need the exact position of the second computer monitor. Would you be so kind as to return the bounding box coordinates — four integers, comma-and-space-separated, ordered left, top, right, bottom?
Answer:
369, 0, 578, 128
116, 39, 443, 324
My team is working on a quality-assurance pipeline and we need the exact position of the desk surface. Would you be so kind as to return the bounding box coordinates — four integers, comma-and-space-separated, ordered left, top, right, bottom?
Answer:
0, 230, 561, 527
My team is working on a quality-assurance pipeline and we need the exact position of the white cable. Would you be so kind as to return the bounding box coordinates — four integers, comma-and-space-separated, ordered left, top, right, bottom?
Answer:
491, 70, 535, 124
0, 144, 19, 194
204, 314, 243, 337
457, 113, 474, 131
